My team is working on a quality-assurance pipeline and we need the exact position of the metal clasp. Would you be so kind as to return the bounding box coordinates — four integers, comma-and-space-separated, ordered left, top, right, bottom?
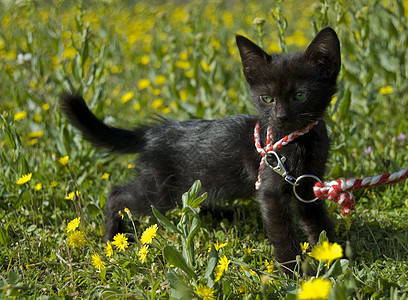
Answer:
264, 151, 297, 185
264, 151, 287, 176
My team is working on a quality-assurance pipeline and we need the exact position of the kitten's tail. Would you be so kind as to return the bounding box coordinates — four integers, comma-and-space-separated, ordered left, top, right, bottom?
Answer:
60, 92, 146, 154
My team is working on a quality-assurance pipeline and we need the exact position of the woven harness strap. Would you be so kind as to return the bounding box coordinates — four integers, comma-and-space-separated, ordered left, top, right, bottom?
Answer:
254, 121, 318, 190
313, 168, 408, 215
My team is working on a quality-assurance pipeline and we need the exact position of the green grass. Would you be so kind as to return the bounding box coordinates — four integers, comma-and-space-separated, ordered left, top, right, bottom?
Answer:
1, 0, 408, 298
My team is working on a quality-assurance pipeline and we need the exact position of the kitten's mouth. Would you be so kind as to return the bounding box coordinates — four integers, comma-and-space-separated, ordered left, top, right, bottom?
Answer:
270, 115, 320, 137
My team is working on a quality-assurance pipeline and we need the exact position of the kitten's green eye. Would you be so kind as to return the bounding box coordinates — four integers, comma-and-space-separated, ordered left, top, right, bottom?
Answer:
294, 92, 307, 101
260, 95, 274, 103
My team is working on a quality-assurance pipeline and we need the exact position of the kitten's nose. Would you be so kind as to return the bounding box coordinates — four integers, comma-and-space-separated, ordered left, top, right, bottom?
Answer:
277, 114, 289, 122
275, 103, 288, 122
276, 109, 289, 122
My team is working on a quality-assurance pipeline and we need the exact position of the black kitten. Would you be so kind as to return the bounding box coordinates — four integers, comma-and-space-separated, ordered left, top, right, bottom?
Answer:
60, 27, 340, 271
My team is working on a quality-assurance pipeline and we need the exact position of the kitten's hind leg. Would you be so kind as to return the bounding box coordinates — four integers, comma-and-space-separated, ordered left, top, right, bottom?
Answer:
104, 184, 148, 241
104, 182, 178, 241
296, 200, 335, 244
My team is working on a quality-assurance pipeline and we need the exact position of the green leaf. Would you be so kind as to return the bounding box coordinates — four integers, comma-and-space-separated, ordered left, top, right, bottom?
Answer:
186, 216, 200, 249
152, 206, 182, 235
3, 128, 16, 149
163, 245, 197, 279
166, 270, 194, 299
86, 203, 102, 218
27, 224, 37, 233
204, 244, 218, 279
182, 180, 201, 207
223, 279, 232, 296
323, 259, 349, 279
0, 225, 9, 248
72, 53, 82, 83
338, 87, 351, 123
318, 230, 329, 244
189, 193, 208, 209
150, 279, 162, 300
7, 270, 20, 284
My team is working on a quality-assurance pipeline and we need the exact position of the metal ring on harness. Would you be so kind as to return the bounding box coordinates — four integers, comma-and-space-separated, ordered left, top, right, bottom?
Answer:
293, 174, 322, 203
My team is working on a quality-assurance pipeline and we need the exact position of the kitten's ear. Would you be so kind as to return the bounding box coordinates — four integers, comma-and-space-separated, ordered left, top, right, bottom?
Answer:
236, 35, 270, 84
303, 27, 341, 78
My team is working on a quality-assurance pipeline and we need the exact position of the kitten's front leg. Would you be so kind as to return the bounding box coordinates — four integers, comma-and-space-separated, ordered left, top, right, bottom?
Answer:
258, 188, 300, 272
297, 199, 335, 244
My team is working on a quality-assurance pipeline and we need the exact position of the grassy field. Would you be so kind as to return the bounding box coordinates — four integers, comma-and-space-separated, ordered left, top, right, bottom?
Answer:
1, 0, 408, 298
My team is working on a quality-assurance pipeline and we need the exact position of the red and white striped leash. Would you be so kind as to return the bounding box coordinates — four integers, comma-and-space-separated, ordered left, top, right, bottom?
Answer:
313, 169, 408, 215
254, 121, 408, 215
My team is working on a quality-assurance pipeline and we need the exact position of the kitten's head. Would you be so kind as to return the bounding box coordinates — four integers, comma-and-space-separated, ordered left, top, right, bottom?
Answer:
236, 27, 340, 134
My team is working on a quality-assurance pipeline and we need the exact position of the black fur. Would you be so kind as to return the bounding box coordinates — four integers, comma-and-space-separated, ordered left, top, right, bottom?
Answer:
60, 27, 340, 272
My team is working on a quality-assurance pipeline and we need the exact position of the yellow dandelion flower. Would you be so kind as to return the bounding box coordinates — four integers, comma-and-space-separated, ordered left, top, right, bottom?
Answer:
58, 156, 69, 166
140, 55, 150, 65
123, 207, 132, 218
101, 173, 110, 179
138, 78, 150, 90
179, 90, 187, 102
379, 85, 394, 95
194, 284, 216, 300
28, 131, 44, 138
301, 242, 310, 253
17, 173, 32, 185
227, 88, 237, 99
247, 248, 255, 254
297, 278, 332, 300
241, 265, 258, 277
162, 107, 171, 114
91, 253, 105, 271
214, 255, 230, 282
200, 60, 211, 72
104, 241, 114, 258
236, 285, 247, 293
121, 91, 134, 103
208, 241, 227, 252
33, 114, 41, 123
153, 61, 161, 68
64, 190, 80, 200
14, 111, 27, 121
34, 182, 42, 191
140, 224, 158, 245
175, 60, 191, 70
179, 51, 188, 61
28, 139, 38, 146
66, 217, 80, 233
138, 244, 149, 263
112, 233, 129, 252
155, 74, 166, 86
65, 192, 74, 200
128, 164, 135, 169
185, 70, 194, 78
286, 30, 308, 47
49, 181, 58, 188
118, 210, 124, 220
309, 241, 343, 267
67, 231, 87, 248
41, 103, 50, 111
264, 259, 274, 273
152, 98, 164, 110
134, 103, 141, 111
